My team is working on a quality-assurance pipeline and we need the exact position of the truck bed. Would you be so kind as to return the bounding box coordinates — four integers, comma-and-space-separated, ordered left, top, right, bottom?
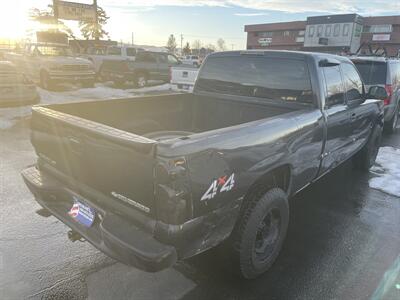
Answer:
44, 93, 300, 139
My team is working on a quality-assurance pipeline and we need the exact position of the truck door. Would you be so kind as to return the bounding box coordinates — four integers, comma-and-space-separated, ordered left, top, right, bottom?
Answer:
341, 62, 373, 155
319, 64, 353, 173
157, 54, 180, 81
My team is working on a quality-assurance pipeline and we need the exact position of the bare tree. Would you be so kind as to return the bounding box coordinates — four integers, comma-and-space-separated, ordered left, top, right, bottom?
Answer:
182, 42, 191, 55
192, 40, 202, 54
217, 38, 226, 51
205, 43, 216, 51
166, 34, 177, 53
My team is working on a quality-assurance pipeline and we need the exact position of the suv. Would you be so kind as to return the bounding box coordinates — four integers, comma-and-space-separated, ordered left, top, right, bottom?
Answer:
351, 57, 400, 133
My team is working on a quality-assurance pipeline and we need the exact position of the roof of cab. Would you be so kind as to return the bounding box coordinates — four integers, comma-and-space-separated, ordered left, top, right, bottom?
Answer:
208, 50, 352, 63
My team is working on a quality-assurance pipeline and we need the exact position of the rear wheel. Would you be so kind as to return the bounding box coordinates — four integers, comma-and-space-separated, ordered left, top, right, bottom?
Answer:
384, 104, 399, 134
135, 73, 148, 88
354, 125, 382, 171
230, 188, 289, 279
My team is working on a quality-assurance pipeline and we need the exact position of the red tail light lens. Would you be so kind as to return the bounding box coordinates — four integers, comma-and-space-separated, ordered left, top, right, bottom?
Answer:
384, 84, 393, 106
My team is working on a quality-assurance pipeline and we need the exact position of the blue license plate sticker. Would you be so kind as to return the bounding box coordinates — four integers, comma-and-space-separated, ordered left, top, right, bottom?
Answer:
68, 197, 95, 227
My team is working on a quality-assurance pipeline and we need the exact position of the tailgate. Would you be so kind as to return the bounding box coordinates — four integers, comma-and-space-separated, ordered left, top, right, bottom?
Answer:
31, 106, 157, 216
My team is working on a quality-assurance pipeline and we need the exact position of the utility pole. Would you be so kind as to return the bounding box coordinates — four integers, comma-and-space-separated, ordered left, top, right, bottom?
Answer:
231, 44, 234, 50
53, 0, 59, 20
93, 0, 99, 41
131, 32, 134, 45
180, 34, 183, 55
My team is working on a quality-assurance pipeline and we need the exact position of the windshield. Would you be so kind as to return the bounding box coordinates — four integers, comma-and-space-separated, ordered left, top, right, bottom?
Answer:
196, 55, 313, 103
36, 46, 73, 57
352, 60, 387, 85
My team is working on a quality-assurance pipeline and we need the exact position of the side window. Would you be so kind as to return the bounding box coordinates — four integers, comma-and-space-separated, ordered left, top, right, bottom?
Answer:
167, 54, 179, 64
136, 52, 156, 63
309, 26, 315, 37
341, 63, 363, 102
126, 48, 137, 56
325, 25, 332, 37
334, 24, 341, 36
343, 24, 350, 36
323, 65, 345, 106
158, 54, 168, 63
317, 25, 323, 37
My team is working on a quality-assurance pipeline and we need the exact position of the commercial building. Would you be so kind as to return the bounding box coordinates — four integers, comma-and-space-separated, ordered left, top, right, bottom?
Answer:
245, 14, 400, 57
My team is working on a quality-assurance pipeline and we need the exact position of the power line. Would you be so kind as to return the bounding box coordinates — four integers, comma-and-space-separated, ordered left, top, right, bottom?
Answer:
183, 33, 244, 40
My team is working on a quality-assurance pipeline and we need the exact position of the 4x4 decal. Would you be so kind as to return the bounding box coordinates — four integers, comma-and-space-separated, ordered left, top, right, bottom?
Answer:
200, 173, 235, 201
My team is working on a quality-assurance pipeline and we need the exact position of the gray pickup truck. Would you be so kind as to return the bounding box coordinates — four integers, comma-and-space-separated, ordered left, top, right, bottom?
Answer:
100, 51, 181, 87
22, 51, 385, 279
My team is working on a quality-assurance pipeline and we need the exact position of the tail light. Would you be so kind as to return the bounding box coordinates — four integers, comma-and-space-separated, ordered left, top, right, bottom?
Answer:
384, 84, 393, 106
155, 158, 191, 224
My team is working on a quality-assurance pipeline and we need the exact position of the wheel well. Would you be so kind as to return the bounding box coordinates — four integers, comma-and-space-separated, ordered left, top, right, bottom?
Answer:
241, 165, 291, 209
231, 165, 292, 238
251, 165, 291, 194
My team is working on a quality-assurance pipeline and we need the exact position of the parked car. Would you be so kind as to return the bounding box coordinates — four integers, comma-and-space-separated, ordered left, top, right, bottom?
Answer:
82, 45, 144, 76
101, 51, 181, 87
5, 43, 96, 90
170, 64, 199, 92
22, 51, 385, 279
0, 61, 39, 107
351, 56, 400, 133
181, 55, 201, 67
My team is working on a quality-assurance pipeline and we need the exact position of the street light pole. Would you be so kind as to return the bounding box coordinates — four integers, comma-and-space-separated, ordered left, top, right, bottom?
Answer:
93, 0, 99, 41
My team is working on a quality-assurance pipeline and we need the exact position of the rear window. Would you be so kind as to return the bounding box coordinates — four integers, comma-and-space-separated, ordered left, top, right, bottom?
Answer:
196, 55, 313, 103
352, 60, 387, 85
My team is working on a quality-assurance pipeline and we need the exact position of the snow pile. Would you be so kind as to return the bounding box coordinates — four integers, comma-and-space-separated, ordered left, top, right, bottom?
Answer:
370, 146, 400, 197
0, 83, 171, 129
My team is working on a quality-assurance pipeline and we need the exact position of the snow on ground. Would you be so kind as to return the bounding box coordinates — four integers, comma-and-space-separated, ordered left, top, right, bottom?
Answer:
370, 146, 400, 197
0, 82, 171, 129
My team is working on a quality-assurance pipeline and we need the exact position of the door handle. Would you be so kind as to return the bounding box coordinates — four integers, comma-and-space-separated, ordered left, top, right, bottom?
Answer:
350, 113, 357, 121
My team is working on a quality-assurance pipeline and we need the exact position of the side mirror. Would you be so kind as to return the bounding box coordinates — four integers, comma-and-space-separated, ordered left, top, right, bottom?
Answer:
368, 86, 388, 100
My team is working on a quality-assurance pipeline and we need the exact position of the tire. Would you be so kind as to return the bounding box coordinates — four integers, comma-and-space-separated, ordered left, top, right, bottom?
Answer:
40, 71, 54, 90
231, 188, 289, 279
384, 103, 399, 134
82, 80, 95, 88
135, 73, 148, 88
354, 125, 382, 171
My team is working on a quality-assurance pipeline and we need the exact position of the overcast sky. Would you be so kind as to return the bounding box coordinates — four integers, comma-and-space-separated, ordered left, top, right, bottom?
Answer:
1, 1, 399, 49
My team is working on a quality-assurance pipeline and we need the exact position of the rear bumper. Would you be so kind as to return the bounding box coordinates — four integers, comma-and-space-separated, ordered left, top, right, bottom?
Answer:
21, 166, 177, 272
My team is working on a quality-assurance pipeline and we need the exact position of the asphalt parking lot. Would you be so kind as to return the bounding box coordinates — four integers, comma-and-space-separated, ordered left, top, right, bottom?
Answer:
1, 101, 399, 300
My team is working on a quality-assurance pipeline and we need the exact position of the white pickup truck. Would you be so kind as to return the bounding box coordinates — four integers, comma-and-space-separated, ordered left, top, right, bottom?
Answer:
170, 65, 199, 92
82, 45, 144, 76
5, 43, 96, 90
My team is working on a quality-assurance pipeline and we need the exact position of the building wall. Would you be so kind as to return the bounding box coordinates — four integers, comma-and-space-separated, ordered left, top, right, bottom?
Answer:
304, 22, 362, 53
245, 14, 400, 56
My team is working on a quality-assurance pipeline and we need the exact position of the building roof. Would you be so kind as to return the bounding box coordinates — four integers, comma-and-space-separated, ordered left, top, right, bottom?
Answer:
364, 15, 400, 25
306, 14, 363, 25
244, 21, 306, 32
